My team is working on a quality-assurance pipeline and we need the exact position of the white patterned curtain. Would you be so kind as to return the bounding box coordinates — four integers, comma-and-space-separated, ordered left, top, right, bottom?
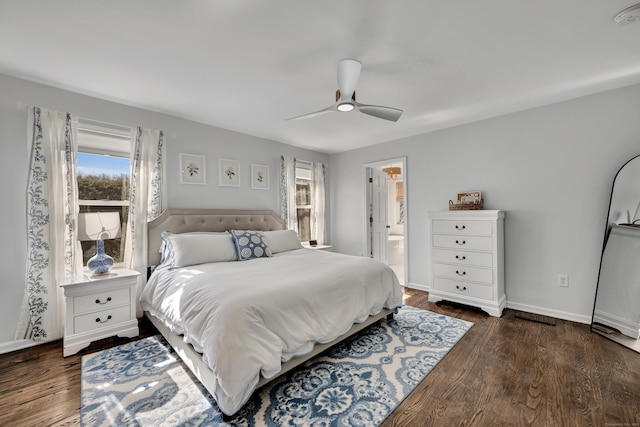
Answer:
125, 127, 165, 316
15, 107, 82, 341
280, 155, 297, 231
311, 162, 326, 245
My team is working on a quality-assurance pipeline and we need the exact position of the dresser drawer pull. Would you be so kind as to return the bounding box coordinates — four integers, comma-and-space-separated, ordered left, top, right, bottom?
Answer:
456, 285, 467, 291
455, 240, 466, 245
455, 225, 466, 230
455, 255, 466, 260
95, 297, 112, 305
455, 270, 466, 276
95, 315, 112, 324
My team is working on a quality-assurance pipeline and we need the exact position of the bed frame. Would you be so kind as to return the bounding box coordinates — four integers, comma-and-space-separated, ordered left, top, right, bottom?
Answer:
145, 209, 393, 401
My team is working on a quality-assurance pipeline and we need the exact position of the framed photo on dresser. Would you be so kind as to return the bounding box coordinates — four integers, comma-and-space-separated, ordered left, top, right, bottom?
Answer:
458, 191, 482, 204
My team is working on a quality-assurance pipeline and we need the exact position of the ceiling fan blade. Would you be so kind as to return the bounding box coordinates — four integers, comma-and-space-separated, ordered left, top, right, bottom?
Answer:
285, 105, 335, 121
357, 104, 403, 122
337, 58, 361, 101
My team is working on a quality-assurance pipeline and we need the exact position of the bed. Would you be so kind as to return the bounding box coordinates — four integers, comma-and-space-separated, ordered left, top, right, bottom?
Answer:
141, 209, 403, 416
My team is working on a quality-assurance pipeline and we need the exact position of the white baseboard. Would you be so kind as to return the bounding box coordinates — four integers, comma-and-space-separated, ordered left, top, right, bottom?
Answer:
406, 282, 430, 292
506, 301, 592, 325
0, 338, 40, 355
404, 283, 592, 325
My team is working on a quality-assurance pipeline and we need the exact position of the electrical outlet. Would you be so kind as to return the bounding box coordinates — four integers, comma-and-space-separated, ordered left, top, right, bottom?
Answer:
558, 274, 569, 287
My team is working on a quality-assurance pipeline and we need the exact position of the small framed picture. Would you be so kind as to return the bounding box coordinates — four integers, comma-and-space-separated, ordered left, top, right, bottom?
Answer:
251, 164, 269, 190
179, 153, 206, 185
219, 159, 240, 187
458, 191, 482, 204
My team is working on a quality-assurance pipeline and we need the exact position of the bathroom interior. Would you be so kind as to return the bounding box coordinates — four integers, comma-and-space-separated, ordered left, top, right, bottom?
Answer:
382, 164, 405, 285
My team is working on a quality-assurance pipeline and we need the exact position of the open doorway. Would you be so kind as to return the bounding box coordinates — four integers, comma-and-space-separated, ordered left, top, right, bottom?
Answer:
364, 157, 407, 286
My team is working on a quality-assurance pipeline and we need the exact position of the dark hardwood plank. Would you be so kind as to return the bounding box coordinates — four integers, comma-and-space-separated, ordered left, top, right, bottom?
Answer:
1, 289, 639, 426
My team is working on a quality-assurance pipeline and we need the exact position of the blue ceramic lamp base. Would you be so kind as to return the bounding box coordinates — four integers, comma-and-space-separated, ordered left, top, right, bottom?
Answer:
87, 239, 114, 275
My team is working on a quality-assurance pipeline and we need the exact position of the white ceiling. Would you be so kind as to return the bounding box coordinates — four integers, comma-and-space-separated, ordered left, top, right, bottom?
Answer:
2, 1, 640, 154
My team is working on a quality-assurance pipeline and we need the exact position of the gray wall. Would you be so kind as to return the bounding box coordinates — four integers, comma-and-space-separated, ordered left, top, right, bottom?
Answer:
0, 73, 328, 349
330, 83, 640, 323
3, 71, 640, 350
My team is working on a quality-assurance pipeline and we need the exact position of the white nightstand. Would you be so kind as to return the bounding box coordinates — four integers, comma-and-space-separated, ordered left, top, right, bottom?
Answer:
302, 244, 333, 252
59, 267, 140, 356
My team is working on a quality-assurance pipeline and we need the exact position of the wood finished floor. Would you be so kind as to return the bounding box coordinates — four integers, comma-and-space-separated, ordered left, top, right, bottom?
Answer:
0, 288, 639, 426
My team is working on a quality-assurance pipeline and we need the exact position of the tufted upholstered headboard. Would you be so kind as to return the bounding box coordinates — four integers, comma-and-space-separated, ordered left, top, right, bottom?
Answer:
147, 209, 285, 266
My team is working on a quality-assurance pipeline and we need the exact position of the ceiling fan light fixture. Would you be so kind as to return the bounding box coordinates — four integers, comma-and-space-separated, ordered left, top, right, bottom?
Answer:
614, 3, 640, 24
337, 102, 355, 112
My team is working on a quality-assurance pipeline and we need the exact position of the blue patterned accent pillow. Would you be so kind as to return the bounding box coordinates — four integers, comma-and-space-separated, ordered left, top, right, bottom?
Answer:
230, 230, 272, 261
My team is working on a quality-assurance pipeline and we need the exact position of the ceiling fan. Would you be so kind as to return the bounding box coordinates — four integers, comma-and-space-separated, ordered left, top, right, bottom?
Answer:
287, 58, 403, 122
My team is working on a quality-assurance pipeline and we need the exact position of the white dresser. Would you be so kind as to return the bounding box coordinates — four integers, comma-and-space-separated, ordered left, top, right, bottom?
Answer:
59, 268, 140, 356
428, 210, 505, 317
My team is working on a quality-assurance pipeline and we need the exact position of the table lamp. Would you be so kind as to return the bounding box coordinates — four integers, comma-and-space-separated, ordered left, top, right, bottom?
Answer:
77, 212, 122, 275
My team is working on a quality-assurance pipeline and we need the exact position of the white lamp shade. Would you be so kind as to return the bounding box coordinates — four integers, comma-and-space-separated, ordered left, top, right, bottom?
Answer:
77, 212, 122, 241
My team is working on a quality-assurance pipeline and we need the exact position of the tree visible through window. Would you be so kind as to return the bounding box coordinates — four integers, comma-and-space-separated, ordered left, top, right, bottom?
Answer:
76, 123, 132, 266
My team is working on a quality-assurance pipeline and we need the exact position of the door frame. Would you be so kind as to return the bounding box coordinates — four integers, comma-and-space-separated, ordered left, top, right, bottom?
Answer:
362, 157, 408, 281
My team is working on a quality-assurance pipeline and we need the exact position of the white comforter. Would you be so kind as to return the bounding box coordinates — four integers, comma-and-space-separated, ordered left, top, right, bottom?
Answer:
140, 248, 403, 415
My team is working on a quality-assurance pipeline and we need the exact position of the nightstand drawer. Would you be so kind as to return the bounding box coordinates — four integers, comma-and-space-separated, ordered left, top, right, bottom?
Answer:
73, 305, 132, 334
432, 220, 492, 236
433, 277, 493, 300
74, 288, 130, 315
432, 249, 493, 268
433, 263, 493, 284
432, 235, 493, 251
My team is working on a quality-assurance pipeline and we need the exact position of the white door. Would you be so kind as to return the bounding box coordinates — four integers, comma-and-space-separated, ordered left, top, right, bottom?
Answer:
367, 167, 388, 262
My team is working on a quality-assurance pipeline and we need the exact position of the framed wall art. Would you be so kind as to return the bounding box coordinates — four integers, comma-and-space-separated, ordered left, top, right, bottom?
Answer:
219, 159, 240, 187
251, 164, 269, 190
179, 153, 206, 185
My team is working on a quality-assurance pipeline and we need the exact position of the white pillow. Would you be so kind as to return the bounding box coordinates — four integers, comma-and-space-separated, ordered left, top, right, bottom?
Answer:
161, 231, 237, 268
262, 230, 303, 254
159, 231, 228, 264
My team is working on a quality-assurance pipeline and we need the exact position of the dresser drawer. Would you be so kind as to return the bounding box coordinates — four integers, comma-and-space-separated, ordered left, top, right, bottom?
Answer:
433, 277, 494, 300
432, 249, 493, 268
73, 305, 131, 334
74, 288, 130, 315
433, 263, 493, 284
432, 220, 492, 236
432, 235, 493, 251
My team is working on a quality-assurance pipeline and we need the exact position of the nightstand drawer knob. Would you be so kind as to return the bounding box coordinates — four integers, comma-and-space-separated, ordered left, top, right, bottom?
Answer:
456, 285, 467, 291
455, 240, 466, 245
456, 270, 466, 276
95, 315, 112, 323
455, 255, 466, 260
455, 225, 466, 230
95, 297, 112, 305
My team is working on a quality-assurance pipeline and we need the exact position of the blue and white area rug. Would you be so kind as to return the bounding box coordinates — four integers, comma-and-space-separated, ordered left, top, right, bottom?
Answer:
81, 306, 472, 426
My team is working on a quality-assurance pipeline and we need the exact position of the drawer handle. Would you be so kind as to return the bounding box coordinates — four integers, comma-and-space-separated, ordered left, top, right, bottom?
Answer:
455, 240, 466, 245
456, 285, 467, 291
455, 225, 466, 230
456, 270, 466, 276
95, 297, 112, 305
455, 255, 466, 260
95, 315, 112, 324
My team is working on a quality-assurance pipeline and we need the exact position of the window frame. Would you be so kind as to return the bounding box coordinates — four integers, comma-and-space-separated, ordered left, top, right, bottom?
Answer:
76, 120, 133, 266
295, 160, 313, 243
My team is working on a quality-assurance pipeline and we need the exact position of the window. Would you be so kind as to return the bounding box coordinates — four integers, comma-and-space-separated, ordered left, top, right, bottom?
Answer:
295, 162, 312, 242
76, 120, 132, 266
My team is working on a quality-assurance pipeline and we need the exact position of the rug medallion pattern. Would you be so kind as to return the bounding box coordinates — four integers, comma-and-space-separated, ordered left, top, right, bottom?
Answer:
81, 306, 472, 426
